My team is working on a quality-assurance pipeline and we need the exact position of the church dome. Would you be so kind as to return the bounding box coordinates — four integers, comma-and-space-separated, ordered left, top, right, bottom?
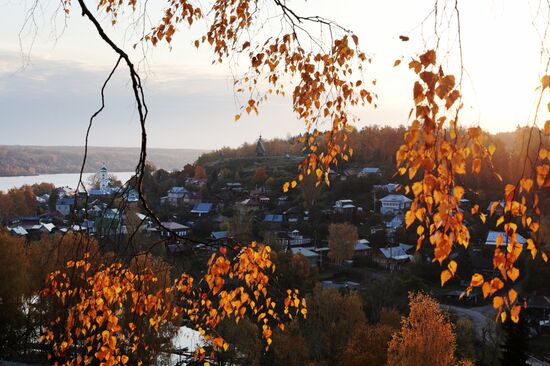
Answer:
256, 136, 266, 157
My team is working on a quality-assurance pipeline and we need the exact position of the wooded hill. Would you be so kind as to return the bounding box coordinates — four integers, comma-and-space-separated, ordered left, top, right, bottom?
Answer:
0, 145, 209, 176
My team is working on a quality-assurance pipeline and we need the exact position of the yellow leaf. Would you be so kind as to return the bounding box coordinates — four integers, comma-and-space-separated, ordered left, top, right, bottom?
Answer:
405, 210, 416, 228
542, 75, 550, 89
488, 143, 496, 156
496, 216, 504, 227
448, 260, 458, 275
480, 213, 486, 223
520, 178, 533, 193
440, 269, 452, 286
282, 182, 290, 193
539, 148, 548, 161
393, 59, 401, 67
291, 180, 297, 188
500, 311, 507, 323
545, 120, 550, 135
412, 182, 423, 197
543, 252, 548, 262
453, 186, 464, 201
234, 114, 241, 121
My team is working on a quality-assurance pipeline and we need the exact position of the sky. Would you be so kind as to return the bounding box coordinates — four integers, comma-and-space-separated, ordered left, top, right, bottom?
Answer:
0, 0, 548, 149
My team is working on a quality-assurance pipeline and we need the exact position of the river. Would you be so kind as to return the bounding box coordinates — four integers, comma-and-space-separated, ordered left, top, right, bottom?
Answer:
0, 172, 136, 192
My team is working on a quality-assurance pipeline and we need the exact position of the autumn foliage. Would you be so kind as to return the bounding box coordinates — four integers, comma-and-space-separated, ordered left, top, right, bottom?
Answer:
40, 242, 306, 365
328, 223, 358, 265
387, 292, 468, 366
397, 49, 550, 323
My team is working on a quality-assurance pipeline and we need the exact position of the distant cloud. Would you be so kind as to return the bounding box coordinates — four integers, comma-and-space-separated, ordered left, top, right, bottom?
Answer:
0, 49, 303, 149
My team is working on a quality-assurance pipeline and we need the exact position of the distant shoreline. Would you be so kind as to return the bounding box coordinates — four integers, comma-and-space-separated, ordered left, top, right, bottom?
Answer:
0, 171, 110, 178
0, 145, 209, 177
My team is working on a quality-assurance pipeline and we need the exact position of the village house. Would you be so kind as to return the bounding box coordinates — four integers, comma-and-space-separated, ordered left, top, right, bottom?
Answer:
191, 202, 214, 216
8, 216, 57, 237
385, 214, 404, 230
239, 195, 270, 211
379, 194, 412, 215
36, 193, 50, 204
185, 177, 206, 188
56, 196, 75, 216
94, 208, 127, 236
81, 220, 96, 234
524, 295, 550, 334
211, 231, 228, 240
55, 186, 75, 198
333, 199, 356, 214
373, 244, 414, 271
154, 222, 191, 238
224, 182, 243, 192
373, 183, 400, 192
277, 195, 289, 206
264, 214, 284, 228
291, 247, 319, 266
8, 226, 28, 236
354, 239, 371, 256
357, 167, 382, 177
162, 186, 188, 206
271, 230, 313, 248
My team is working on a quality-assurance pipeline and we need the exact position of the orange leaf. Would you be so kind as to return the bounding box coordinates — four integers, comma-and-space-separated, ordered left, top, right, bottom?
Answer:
493, 296, 503, 309
282, 182, 290, 193
507, 267, 520, 282
453, 186, 464, 201
510, 305, 521, 323
470, 273, 484, 287
508, 289, 518, 304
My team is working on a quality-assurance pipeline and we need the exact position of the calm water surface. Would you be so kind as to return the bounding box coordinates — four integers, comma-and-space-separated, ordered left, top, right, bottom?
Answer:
0, 172, 135, 192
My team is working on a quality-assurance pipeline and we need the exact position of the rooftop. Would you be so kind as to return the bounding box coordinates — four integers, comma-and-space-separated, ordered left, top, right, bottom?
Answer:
379, 194, 412, 203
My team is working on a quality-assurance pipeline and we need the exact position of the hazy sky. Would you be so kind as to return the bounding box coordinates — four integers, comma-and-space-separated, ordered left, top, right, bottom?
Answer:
0, 0, 547, 149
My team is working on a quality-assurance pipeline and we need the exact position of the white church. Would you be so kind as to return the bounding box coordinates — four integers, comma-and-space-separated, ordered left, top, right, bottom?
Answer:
89, 164, 114, 196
